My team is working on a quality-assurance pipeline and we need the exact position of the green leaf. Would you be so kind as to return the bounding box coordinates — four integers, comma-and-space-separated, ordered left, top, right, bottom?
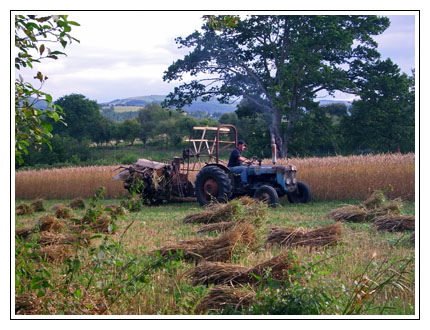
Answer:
75, 288, 82, 299
40, 122, 53, 132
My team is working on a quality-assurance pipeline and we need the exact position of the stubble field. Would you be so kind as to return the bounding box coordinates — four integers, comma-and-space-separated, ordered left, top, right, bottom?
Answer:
14, 153, 416, 316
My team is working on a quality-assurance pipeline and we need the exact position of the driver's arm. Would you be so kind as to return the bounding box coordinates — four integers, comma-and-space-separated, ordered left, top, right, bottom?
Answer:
239, 156, 250, 163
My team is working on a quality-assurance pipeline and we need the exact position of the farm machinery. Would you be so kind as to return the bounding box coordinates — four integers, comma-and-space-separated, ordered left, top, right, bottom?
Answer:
113, 125, 311, 206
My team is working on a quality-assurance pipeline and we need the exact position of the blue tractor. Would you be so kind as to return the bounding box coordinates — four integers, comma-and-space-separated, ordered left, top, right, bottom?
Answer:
192, 125, 311, 207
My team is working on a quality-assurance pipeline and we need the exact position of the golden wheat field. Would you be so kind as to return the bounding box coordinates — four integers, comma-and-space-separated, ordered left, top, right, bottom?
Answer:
15, 153, 415, 201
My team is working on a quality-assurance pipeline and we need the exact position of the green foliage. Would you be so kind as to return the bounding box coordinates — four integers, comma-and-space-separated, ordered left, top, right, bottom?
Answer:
53, 94, 105, 142
19, 134, 91, 167
342, 61, 415, 154
163, 15, 390, 157
118, 119, 140, 146
289, 107, 342, 156
15, 15, 79, 165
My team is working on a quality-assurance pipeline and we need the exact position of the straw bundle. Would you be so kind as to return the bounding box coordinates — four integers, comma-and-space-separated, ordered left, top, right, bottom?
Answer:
182, 202, 239, 224
38, 244, 74, 263
74, 209, 115, 233
195, 285, 256, 314
197, 221, 235, 234
54, 205, 73, 219
15, 294, 42, 315
188, 254, 296, 286
327, 205, 368, 223
37, 231, 90, 246
15, 227, 34, 238
69, 198, 86, 210
247, 254, 298, 281
266, 222, 343, 248
104, 204, 126, 216
16, 203, 34, 216
31, 199, 45, 212
365, 199, 403, 219
183, 196, 267, 224
50, 203, 66, 211
372, 215, 415, 232
362, 190, 387, 209
154, 223, 256, 262
38, 215, 66, 232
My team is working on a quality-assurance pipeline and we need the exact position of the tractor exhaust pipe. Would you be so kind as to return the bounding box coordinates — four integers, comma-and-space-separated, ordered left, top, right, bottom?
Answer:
271, 138, 277, 164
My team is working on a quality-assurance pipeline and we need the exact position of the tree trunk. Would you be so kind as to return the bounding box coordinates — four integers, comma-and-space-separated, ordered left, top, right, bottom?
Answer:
270, 109, 286, 158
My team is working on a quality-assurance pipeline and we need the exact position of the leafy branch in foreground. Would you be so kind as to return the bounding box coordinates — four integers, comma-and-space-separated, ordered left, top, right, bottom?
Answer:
15, 15, 80, 164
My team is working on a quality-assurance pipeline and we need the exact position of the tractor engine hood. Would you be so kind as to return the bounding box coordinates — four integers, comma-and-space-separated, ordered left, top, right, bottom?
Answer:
248, 164, 297, 175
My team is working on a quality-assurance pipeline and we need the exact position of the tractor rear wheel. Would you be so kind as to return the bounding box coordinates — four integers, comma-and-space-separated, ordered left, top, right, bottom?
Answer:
195, 166, 232, 206
254, 185, 279, 207
287, 182, 311, 203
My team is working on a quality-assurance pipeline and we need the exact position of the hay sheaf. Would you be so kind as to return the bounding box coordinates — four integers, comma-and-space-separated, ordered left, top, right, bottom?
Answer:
16, 203, 34, 216
15, 294, 43, 315
182, 197, 266, 224
104, 204, 126, 216
154, 223, 256, 262
187, 254, 297, 286
327, 206, 368, 223
372, 215, 415, 232
38, 244, 74, 263
37, 231, 91, 247
72, 209, 115, 233
69, 198, 86, 210
362, 190, 387, 209
195, 285, 256, 314
183, 203, 239, 224
197, 221, 236, 234
54, 205, 74, 219
31, 199, 45, 212
266, 222, 343, 248
365, 199, 403, 220
38, 215, 66, 232
15, 227, 34, 238
327, 191, 404, 223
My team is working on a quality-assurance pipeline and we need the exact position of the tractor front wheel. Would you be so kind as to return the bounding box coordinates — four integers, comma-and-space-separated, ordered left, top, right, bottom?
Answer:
287, 182, 311, 203
254, 185, 279, 207
195, 166, 233, 206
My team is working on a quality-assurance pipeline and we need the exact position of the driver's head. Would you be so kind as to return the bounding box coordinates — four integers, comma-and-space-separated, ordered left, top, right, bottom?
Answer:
237, 140, 247, 151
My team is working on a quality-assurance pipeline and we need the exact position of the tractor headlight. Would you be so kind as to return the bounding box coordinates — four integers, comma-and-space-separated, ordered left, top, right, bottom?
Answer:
286, 178, 291, 185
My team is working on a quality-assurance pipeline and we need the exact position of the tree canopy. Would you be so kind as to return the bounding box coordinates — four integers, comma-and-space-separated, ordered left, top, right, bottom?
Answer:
15, 15, 79, 164
162, 15, 390, 157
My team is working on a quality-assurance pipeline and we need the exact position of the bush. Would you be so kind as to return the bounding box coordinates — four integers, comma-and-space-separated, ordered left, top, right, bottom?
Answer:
218, 282, 330, 315
120, 154, 139, 165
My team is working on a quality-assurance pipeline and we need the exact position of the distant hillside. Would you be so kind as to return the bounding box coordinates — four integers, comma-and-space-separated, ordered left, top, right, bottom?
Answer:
99, 95, 238, 113
319, 100, 353, 108
100, 95, 353, 111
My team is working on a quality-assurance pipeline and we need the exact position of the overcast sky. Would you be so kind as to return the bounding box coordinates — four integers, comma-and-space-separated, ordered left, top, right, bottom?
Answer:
16, 11, 417, 103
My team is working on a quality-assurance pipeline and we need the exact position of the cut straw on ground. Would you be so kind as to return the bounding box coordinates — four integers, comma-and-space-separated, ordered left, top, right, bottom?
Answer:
194, 285, 256, 314
327, 191, 404, 223
182, 196, 266, 224
187, 254, 297, 286
266, 222, 343, 248
372, 215, 415, 232
154, 223, 257, 262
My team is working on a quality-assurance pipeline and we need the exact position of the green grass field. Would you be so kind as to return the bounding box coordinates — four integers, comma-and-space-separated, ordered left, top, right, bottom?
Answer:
14, 196, 415, 316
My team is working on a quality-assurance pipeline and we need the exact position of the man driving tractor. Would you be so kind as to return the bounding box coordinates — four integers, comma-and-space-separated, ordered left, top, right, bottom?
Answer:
227, 140, 251, 187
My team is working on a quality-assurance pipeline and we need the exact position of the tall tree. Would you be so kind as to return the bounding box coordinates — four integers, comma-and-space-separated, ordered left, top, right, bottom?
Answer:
15, 15, 79, 164
341, 60, 415, 153
53, 94, 104, 142
162, 15, 390, 157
